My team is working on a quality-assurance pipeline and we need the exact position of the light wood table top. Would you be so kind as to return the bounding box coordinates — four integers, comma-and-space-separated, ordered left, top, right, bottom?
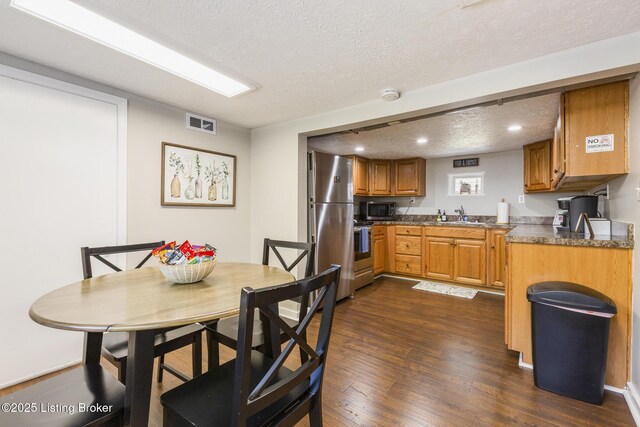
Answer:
30, 262, 294, 333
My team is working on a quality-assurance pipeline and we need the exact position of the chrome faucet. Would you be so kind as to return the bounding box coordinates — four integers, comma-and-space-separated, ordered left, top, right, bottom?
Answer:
454, 205, 465, 221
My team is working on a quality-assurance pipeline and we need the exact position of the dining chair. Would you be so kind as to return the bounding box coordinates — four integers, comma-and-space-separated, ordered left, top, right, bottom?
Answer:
0, 364, 125, 426
161, 264, 340, 427
204, 238, 315, 369
81, 242, 204, 384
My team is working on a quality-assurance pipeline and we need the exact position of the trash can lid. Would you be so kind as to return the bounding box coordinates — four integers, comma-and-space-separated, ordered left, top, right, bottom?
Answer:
526, 281, 617, 315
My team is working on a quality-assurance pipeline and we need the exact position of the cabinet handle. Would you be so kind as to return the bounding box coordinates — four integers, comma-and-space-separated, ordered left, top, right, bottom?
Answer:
554, 169, 558, 173
491, 245, 495, 249
524, 184, 528, 188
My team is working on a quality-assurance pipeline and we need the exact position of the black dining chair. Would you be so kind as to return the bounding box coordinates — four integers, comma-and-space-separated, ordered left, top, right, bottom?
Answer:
0, 364, 125, 426
161, 264, 340, 427
204, 238, 315, 369
81, 242, 204, 384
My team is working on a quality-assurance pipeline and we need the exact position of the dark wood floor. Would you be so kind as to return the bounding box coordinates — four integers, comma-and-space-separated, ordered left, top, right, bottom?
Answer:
2, 276, 635, 426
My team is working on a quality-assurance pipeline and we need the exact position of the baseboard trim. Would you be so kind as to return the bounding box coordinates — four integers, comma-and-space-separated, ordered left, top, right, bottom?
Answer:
624, 382, 640, 425
517, 353, 625, 395
0, 359, 80, 390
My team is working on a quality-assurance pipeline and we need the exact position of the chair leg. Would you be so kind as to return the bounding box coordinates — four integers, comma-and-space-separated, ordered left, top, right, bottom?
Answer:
206, 329, 220, 371
309, 395, 323, 427
157, 355, 164, 383
118, 360, 127, 384
192, 333, 202, 377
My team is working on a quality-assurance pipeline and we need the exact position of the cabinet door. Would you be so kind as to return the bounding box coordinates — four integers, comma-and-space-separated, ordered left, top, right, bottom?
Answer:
453, 239, 486, 286
523, 139, 552, 192
550, 96, 565, 189
487, 229, 507, 289
370, 160, 392, 195
373, 225, 386, 275
424, 237, 454, 281
394, 158, 426, 196
352, 155, 370, 196
565, 81, 628, 177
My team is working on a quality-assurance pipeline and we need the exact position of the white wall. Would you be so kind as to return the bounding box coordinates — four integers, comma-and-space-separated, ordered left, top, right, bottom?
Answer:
0, 52, 253, 267
357, 150, 561, 218
126, 97, 251, 263
250, 33, 640, 262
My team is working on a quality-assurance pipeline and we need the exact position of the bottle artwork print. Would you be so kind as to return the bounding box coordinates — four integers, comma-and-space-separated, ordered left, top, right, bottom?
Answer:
194, 154, 203, 198
205, 161, 219, 201
168, 152, 184, 198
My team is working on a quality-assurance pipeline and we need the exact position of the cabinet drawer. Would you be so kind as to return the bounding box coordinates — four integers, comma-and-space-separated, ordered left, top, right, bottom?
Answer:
395, 235, 421, 255
423, 226, 486, 240
395, 254, 421, 276
373, 225, 385, 237
395, 225, 422, 236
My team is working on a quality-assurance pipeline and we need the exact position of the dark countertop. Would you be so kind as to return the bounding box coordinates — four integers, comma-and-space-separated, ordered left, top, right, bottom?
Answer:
374, 220, 511, 229
505, 224, 634, 249
372, 220, 634, 248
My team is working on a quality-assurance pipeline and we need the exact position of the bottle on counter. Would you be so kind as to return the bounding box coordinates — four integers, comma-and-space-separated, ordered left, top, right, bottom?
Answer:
442, 210, 447, 221
436, 209, 442, 222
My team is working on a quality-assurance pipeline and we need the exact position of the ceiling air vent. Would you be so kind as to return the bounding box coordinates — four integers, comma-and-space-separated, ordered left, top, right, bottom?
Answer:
186, 113, 216, 135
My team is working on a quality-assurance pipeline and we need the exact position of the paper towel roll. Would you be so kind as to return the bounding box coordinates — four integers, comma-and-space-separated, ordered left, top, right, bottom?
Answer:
497, 202, 509, 224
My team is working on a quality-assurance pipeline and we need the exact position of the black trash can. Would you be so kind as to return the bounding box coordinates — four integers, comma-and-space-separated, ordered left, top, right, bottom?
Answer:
527, 281, 616, 405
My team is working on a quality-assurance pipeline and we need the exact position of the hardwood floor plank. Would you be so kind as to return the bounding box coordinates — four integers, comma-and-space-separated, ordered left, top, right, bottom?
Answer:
1, 276, 634, 426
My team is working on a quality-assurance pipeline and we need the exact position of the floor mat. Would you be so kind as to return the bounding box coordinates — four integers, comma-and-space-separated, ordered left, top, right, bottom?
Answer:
412, 281, 478, 299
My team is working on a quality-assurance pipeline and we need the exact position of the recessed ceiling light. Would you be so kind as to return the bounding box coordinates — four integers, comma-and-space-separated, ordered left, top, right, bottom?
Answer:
508, 124, 523, 132
416, 137, 428, 144
10, 0, 252, 97
355, 147, 365, 152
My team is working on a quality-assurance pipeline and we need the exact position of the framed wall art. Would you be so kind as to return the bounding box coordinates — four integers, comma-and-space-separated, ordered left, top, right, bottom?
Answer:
161, 142, 236, 207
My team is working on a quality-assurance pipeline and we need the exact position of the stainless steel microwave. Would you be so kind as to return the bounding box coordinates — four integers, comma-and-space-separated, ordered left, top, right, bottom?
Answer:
360, 201, 396, 220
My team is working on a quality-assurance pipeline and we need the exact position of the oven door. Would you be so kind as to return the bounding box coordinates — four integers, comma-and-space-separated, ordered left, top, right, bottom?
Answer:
354, 226, 372, 261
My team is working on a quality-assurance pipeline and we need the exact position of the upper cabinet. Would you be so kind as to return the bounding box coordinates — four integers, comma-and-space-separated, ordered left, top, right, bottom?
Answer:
394, 158, 426, 196
370, 160, 393, 195
523, 139, 552, 193
352, 155, 370, 196
352, 157, 426, 197
524, 80, 628, 193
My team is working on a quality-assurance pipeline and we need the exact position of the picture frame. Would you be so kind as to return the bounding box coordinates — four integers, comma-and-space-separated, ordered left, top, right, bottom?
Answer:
161, 142, 236, 207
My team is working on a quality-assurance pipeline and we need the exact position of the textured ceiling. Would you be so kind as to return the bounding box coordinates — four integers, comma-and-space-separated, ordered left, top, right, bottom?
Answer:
0, 1, 639, 128
308, 93, 560, 158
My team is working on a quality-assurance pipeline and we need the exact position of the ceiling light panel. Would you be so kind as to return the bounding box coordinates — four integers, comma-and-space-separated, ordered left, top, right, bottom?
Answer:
10, 0, 252, 97
508, 124, 523, 131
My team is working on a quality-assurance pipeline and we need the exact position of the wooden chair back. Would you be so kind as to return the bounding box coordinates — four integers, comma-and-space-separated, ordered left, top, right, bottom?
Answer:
262, 238, 315, 279
232, 265, 340, 426
81, 241, 164, 279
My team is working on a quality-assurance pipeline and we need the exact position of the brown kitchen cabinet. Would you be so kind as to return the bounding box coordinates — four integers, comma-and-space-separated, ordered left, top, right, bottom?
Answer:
524, 80, 628, 193
372, 225, 386, 275
487, 229, 507, 289
523, 139, 552, 193
423, 226, 487, 286
393, 226, 422, 276
453, 239, 486, 286
423, 236, 455, 281
394, 158, 426, 196
352, 155, 370, 196
370, 160, 393, 195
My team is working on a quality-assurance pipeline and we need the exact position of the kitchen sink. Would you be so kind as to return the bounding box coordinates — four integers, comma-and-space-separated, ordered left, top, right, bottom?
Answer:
449, 221, 486, 225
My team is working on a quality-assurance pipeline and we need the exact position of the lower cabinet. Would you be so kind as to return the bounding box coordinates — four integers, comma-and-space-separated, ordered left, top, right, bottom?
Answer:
377, 225, 504, 289
423, 237, 454, 281
453, 239, 486, 286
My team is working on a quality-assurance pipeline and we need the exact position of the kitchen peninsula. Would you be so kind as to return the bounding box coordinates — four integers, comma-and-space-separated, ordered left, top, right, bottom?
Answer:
505, 223, 634, 389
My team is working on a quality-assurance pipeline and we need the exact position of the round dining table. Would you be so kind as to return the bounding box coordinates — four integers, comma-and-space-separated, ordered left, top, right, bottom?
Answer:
29, 262, 295, 427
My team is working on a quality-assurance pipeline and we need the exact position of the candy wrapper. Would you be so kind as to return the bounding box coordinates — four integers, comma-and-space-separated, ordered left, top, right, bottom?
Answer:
152, 241, 216, 265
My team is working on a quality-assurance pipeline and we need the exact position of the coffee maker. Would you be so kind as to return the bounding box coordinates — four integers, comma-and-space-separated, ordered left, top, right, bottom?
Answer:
553, 195, 599, 232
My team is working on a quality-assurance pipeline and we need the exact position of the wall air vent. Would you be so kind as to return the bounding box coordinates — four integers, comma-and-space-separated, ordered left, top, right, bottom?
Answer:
186, 112, 217, 135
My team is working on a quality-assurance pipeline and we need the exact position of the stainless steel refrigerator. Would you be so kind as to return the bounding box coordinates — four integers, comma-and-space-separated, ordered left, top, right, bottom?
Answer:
308, 151, 354, 301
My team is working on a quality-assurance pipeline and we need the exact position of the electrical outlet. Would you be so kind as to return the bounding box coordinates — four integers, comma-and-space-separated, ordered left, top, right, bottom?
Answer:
606, 184, 610, 200
518, 195, 525, 204
409, 197, 416, 204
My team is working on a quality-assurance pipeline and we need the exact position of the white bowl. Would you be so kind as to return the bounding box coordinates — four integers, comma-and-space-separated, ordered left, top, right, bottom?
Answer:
159, 259, 217, 284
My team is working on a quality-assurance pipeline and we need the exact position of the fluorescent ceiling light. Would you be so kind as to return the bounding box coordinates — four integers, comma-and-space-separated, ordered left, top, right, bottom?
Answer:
508, 124, 523, 132
10, 0, 252, 97
355, 147, 365, 152
416, 137, 428, 144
